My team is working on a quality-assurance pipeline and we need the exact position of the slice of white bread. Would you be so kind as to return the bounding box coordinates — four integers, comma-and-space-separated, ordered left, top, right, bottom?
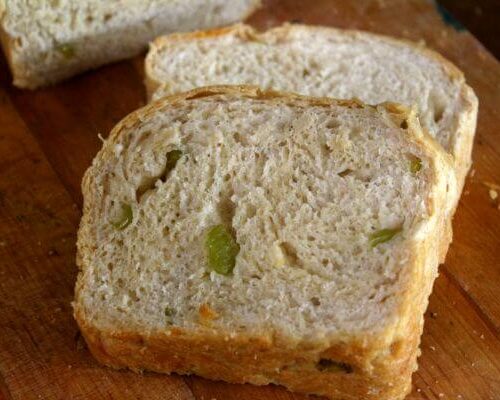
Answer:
145, 24, 478, 198
0, 1, 260, 89
74, 86, 456, 400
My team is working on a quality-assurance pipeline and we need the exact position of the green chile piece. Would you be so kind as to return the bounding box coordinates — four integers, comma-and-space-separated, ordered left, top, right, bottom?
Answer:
57, 43, 75, 59
410, 158, 422, 174
369, 227, 402, 247
164, 307, 175, 317
205, 224, 239, 276
112, 204, 133, 230
166, 150, 183, 171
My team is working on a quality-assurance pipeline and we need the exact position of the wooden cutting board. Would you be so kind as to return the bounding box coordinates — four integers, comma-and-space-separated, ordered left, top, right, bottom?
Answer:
0, 1, 499, 399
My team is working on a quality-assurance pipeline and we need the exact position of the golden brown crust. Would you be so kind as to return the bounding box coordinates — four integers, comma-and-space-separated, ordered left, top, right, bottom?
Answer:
76, 316, 413, 400
145, 23, 478, 201
75, 85, 456, 400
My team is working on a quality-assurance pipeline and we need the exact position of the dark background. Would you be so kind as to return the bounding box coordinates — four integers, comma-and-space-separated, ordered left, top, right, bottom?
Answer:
439, 0, 499, 59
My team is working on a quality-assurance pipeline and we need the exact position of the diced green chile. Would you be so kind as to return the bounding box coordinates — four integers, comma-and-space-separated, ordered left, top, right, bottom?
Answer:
112, 204, 133, 230
57, 43, 75, 59
410, 158, 422, 174
166, 149, 183, 171
164, 307, 175, 317
317, 359, 353, 373
369, 227, 402, 247
205, 224, 239, 276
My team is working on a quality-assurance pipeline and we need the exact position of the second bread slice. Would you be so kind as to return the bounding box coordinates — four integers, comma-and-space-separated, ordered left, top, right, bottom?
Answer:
145, 23, 477, 199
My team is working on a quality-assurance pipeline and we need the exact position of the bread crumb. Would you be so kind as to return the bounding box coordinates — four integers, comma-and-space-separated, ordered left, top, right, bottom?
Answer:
48, 248, 59, 256
430, 312, 438, 319
489, 189, 498, 200
483, 181, 500, 191
430, 345, 436, 351
480, 334, 485, 339
439, 394, 444, 398
469, 168, 476, 178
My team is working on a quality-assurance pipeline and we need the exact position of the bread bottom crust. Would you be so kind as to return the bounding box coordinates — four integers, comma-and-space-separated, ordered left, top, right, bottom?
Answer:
77, 317, 419, 400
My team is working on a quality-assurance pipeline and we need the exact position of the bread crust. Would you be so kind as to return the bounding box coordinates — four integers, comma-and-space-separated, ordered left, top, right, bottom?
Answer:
75, 86, 456, 400
145, 23, 477, 199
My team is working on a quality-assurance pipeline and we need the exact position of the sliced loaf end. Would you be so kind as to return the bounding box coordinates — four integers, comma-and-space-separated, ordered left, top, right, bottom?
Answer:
0, 1, 261, 89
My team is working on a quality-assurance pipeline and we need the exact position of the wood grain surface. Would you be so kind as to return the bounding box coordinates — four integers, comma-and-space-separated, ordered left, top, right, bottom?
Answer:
0, 0, 499, 399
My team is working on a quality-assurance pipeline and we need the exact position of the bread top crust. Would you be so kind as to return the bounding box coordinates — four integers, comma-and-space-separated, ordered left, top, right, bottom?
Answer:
146, 24, 478, 193
75, 86, 456, 363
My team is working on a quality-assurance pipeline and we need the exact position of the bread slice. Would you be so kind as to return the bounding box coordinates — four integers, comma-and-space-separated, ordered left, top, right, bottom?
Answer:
145, 23, 477, 198
0, 1, 260, 89
74, 86, 456, 400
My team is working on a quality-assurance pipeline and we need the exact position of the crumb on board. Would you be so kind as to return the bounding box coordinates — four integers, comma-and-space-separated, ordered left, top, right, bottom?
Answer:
483, 181, 500, 191
481, 182, 500, 207
469, 168, 476, 178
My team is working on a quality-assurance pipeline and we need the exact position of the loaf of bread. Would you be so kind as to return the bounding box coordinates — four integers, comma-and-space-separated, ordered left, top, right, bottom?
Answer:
74, 86, 456, 400
0, 1, 260, 88
146, 24, 477, 197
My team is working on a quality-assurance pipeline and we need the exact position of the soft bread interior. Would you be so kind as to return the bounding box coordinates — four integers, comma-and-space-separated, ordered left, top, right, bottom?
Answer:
147, 24, 477, 187
76, 88, 443, 342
